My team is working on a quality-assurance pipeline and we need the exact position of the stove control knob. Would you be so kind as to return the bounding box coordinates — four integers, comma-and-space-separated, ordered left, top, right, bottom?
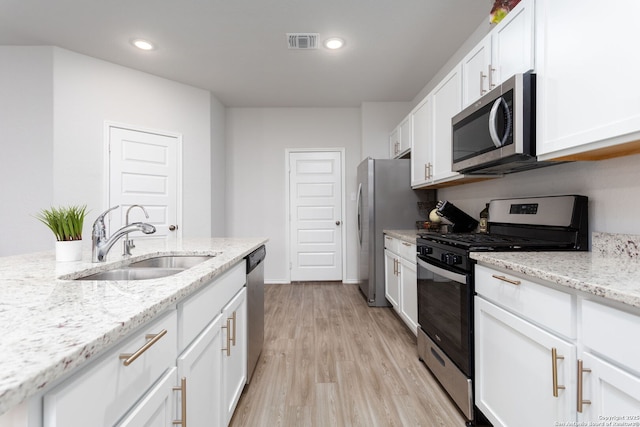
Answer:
441, 253, 461, 265
419, 246, 432, 256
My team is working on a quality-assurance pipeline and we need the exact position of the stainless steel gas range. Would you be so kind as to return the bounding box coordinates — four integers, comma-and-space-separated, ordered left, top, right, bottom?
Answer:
415, 195, 588, 424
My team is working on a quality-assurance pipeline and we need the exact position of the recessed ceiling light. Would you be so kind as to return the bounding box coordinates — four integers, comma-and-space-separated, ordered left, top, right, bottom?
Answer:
324, 37, 345, 50
131, 39, 155, 51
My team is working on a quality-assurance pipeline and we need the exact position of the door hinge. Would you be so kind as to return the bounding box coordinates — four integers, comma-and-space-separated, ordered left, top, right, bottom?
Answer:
289, 262, 292, 270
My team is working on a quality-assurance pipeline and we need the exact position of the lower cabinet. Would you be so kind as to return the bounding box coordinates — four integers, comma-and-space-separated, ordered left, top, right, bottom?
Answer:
42, 261, 248, 427
383, 234, 418, 334
475, 264, 640, 427
474, 297, 576, 427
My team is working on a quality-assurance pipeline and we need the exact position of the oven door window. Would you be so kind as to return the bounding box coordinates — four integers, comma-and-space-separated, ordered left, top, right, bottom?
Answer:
417, 257, 471, 376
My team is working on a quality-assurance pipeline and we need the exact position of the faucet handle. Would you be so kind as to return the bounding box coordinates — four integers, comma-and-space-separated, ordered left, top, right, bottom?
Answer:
93, 205, 120, 229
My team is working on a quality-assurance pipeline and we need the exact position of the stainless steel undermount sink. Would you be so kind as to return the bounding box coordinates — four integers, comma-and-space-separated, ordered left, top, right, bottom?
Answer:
73, 255, 215, 281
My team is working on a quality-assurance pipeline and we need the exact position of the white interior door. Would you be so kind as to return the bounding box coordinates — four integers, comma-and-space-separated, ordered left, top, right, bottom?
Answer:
109, 125, 180, 244
289, 151, 343, 282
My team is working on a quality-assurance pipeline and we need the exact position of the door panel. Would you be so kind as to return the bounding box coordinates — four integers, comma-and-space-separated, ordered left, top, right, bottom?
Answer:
109, 126, 180, 244
289, 151, 343, 281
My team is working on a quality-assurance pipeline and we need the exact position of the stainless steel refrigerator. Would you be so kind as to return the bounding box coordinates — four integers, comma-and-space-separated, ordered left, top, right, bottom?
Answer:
357, 158, 435, 306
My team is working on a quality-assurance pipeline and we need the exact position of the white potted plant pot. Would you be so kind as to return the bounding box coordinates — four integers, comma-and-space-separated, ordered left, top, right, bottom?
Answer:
55, 240, 83, 262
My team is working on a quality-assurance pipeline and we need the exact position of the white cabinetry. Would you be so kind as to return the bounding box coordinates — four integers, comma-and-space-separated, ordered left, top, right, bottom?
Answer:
43, 310, 178, 427
389, 115, 412, 159
462, 0, 535, 107
116, 367, 178, 427
221, 288, 247, 426
411, 65, 464, 188
577, 299, 640, 422
475, 264, 640, 426
536, 0, 640, 160
383, 234, 418, 334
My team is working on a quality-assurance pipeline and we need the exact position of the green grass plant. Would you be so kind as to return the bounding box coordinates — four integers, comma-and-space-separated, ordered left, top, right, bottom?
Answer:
35, 205, 88, 241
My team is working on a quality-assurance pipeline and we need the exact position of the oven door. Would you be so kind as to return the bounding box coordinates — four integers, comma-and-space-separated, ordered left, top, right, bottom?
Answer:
417, 256, 472, 376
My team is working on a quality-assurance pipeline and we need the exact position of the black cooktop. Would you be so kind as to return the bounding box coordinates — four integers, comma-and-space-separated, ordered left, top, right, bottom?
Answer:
417, 231, 574, 251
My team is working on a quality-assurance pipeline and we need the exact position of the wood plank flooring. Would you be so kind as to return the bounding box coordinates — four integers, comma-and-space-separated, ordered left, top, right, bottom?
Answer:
229, 282, 466, 427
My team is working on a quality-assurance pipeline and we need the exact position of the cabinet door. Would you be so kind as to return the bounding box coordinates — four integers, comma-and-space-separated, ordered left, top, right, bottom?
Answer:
399, 115, 412, 155
221, 288, 247, 426
384, 249, 400, 311
389, 127, 400, 158
116, 367, 177, 427
536, 0, 640, 159
578, 352, 640, 422
491, 0, 534, 85
398, 256, 417, 335
177, 313, 224, 427
462, 34, 492, 107
475, 297, 576, 427
410, 97, 433, 187
431, 64, 462, 183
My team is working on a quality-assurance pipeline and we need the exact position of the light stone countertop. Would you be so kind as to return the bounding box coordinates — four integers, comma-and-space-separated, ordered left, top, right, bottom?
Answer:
383, 229, 421, 244
0, 237, 267, 417
471, 232, 640, 311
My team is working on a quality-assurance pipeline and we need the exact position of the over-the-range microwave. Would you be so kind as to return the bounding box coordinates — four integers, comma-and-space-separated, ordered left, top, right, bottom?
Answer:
451, 71, 557, 175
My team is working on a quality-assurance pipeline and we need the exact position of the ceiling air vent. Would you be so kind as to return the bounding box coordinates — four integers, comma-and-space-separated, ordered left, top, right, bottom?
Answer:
287, 33, 319, 49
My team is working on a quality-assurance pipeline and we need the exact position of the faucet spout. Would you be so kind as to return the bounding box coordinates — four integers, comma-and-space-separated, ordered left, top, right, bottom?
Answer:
123, 205, 150, 256
91, 206, 156, 262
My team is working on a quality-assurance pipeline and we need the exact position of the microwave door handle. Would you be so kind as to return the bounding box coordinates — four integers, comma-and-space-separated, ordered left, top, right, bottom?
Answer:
489, 97, 512, 148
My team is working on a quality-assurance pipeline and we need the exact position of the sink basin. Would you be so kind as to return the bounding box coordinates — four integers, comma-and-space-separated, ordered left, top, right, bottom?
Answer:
128, 255, 214, 269
73, 255, 215, 281
75, 268, 184, 281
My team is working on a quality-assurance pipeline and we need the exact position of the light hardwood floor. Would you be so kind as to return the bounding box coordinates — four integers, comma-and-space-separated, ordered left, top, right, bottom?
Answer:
230, 282, 466, 427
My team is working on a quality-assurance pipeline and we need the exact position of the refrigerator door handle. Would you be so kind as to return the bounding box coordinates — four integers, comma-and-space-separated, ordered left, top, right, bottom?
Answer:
356, 183, 363, 246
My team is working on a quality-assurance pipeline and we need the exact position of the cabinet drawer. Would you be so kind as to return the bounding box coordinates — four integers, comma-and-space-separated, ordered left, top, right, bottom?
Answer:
398, 241, 416, 261
44, 309, 177, 427
475, 264, 575, 339
179, 261, 246, 351
581, 299, 640, 374
384, 235, 398, 252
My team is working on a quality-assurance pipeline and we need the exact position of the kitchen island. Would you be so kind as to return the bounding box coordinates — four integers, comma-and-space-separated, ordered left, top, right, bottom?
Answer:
0, 237, 267, 421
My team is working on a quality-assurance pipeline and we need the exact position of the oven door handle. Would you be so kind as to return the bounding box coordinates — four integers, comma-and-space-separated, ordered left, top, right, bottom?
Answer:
417, 257, 467, 284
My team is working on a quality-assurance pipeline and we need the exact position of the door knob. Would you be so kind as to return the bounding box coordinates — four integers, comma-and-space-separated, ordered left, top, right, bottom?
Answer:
169, 225, 178, 231
336, 221, 341, 226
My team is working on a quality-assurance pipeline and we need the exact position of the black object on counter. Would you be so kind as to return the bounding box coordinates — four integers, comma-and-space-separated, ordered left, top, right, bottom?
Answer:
436, 200, 479, 232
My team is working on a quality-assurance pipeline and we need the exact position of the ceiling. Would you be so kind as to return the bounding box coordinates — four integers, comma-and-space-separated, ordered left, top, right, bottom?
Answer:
0, 0, 491, 107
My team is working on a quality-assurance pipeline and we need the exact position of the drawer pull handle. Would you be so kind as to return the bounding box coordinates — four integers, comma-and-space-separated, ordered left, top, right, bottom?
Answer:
173, 377, 187, 426
119, 329, 167, 366
491, 274, 521, 285
231, 311, 237, 346
222, 318, 232, 356
551, 347, 565, 397
577, 359, 592, 412
402, 242, 412, 247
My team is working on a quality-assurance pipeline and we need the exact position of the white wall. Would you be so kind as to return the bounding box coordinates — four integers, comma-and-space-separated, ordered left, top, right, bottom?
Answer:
0, 47, 219, 256
210, 94, 227, 236
438, 154, 640, 241
0, 47, 54, 256
360, 102, 410, 160
52, 48, 213, 240
225, 108, 361, 283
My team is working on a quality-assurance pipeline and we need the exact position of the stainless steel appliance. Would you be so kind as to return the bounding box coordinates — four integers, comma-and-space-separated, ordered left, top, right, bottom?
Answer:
245, 245, 266, 384
356, 158, 435, 306
452, 71, 557, 175
416, 195, 588, 423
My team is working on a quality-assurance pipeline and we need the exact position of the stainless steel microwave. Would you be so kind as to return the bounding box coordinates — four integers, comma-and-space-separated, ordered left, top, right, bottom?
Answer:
452, 71, 550, 175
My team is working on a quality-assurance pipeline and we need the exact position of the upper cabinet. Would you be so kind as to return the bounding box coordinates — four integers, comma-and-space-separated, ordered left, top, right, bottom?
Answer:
462, 0, 535, 108
390, 114, 412, 159
535, 0, 640, 161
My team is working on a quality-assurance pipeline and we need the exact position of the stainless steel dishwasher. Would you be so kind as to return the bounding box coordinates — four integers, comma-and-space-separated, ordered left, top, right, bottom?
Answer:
245, 245, 266, 384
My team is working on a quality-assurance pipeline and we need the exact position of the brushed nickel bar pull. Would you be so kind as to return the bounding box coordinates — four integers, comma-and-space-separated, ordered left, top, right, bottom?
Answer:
491, 274, 521, 286
402, 242, 412, 247
488, 64, 496, 89
222, 318, 231, 356
119, 329, 167, 366
480, 70, 487, 95
231, 311, 237, 346
172, 377, 187, 426
424, 163, 428, 180
551, 347, 565, 397
577, 359, 592, 412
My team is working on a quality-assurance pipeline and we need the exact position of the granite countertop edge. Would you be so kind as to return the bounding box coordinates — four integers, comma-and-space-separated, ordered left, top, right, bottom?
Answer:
0, 237, 268, 417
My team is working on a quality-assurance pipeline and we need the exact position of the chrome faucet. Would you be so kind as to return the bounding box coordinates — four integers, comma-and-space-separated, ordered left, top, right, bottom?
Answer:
123, 205, 150, 256
91, 205, 156, 262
